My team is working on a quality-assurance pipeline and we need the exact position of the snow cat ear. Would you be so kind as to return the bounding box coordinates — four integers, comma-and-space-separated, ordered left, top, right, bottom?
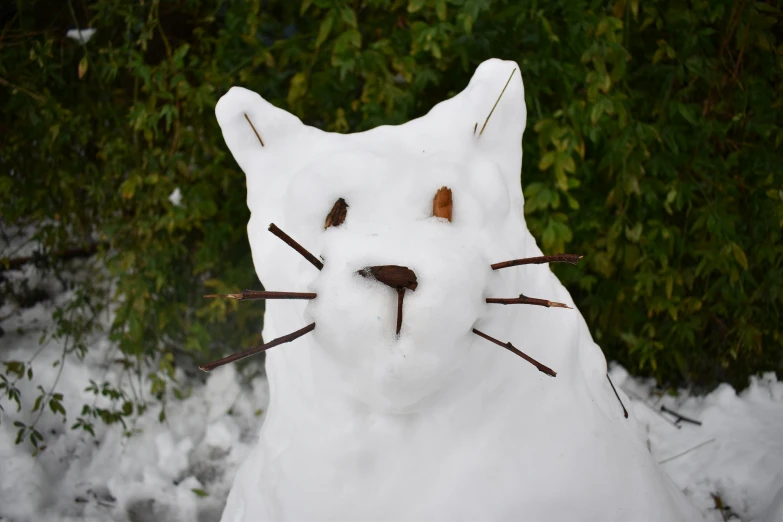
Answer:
216, 87, 324, 210
215, 87, 305, 171
413, 59, 526, 199
466, 59, 526, 149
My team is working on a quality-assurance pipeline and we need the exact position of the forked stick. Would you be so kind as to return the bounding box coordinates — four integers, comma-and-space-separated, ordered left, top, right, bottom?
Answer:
486, 296, 571, 309
199, 323, 316, 372
491, 254, 583, 270
268, 223, 324, 270
204, 290, 317, 301
472, 328, 556, 377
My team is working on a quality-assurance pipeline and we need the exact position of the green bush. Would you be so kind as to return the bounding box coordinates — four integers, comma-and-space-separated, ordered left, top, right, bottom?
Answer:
1, 0, 781, 443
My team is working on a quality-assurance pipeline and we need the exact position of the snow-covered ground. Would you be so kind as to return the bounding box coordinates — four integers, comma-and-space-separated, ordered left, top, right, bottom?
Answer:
2, 294, 782, 522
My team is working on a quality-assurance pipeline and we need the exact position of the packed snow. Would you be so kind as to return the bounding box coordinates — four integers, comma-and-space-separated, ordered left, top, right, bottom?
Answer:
2, 58, 781, 521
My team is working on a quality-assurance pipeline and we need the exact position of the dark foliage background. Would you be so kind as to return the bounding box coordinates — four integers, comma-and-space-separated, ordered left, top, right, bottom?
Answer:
1, 0, 781, 445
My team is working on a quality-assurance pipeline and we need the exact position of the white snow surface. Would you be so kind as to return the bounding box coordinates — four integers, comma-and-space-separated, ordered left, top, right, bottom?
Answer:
211, 58, 697, 521
168, 187, 183, 207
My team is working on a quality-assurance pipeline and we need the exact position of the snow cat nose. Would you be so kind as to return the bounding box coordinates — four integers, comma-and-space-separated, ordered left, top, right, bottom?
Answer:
358, 265, 418, 291
357, 265, 417, 335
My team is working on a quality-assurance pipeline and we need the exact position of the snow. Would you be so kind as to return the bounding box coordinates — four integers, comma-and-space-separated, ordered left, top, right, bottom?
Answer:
2, 58, 781, 521
168, 187, 183, 207
65, 28, 97, 44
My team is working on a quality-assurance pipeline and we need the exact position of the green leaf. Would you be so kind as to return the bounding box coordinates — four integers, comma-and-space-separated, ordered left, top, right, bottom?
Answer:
192, 488, 209, 498
731, 243, 749, 270
78, 56, 88, 79
339, 7, 357, 29
538, 151, 555, 171
315, 12, 335, 49
408, 0, 425, 13
435, 0, 447, 21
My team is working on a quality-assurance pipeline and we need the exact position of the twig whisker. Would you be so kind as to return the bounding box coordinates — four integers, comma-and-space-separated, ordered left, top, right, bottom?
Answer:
486, 296, 571, 309
204, 290, 317, 301
199, 323, 316, 372
472, 328, 556, 377
268, 223, 323, 270
491, 254, 583, 270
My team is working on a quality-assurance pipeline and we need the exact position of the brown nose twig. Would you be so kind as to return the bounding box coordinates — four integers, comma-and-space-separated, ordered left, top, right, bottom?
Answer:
268, 223, 323, 270
199, 323, 316, 372
491, 254, 583, 271
359, 265, 418, 335
204, 290, 317, 301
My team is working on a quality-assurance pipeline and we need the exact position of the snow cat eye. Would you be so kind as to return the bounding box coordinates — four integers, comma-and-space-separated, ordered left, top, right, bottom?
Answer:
433, 186, 452, 222
324, 198, 348, 229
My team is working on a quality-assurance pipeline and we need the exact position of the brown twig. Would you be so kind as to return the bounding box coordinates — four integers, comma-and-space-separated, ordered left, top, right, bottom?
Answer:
661, 405, 702, 426
203, 290, 316, 301
268, 223, 323, 270
479, 68, 516, 136
607, 374, 628, 419
491, 254, 583, 270
472, 328, 556, 377
396, 289, 404, 335
244, 113, 264, 147
486, 296, 571, 309
199, 323, 316, 372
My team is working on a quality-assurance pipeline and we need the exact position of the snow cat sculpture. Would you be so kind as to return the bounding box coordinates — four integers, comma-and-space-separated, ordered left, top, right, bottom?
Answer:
203, 59, 701, 522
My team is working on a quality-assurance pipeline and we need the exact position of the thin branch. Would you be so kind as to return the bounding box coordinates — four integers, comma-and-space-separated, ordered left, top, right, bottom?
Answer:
622, 388, 681, 430
607, 374, 628, 418
661, 405, 702, 426
659, 439, 716, 464
244, 113, 265, 147
486, 296, 571, 309
491, 254, 583, 270
396, 289, 404, 335
479, 68, 516, 136
472, 328, 556, 377
268, 224, 323, 270
199, 323, 316, 372
204, 290, 316, 301
0, 76, 45, 103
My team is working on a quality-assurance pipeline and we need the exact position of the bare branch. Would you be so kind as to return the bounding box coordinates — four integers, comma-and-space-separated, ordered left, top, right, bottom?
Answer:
204, 290, 316, 301
268, 223, 323, 270
486, 296, 571, 309
472, 328, 556, 377
199, 323, 316, 372
491, 254, 583, 270
244, 113, 265, 147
